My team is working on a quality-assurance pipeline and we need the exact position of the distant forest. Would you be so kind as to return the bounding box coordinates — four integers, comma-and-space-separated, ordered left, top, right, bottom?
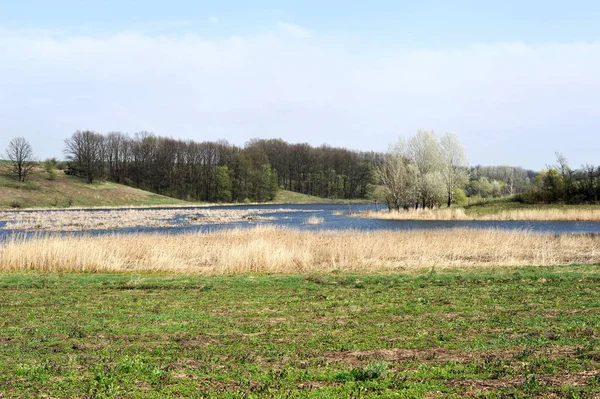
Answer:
6, 131, 597, 206
62, 131, 382, 203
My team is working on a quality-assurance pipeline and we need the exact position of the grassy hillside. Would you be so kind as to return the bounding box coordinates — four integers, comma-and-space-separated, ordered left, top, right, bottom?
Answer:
0, 167, 187, 209
272, 189, 371, 204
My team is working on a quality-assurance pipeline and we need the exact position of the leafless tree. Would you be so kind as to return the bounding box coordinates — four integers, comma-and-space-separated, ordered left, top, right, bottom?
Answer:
64, 130, 105, 184
5, 137, 36, 182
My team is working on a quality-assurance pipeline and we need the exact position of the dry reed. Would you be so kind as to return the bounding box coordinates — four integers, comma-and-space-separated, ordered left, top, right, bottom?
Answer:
355, 208, 469, 220
1, 226, 599, 274
0, 208, 316, 231
303, 216, 325, 225
355, 208, 600, 222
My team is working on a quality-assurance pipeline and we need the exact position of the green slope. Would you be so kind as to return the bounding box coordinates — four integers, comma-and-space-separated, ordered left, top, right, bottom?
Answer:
0, 168, 188, 209
272, 189, 371, 204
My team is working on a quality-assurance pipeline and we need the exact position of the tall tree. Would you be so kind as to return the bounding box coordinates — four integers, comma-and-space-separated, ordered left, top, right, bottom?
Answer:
5, 137, 36, 182
440, 132, 468, 207
407, 129, 443, 208
377, 148, 418, 211
64, 130, 105, 184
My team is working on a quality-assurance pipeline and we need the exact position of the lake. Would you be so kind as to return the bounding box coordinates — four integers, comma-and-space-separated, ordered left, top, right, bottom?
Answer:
2, 203, 600, 240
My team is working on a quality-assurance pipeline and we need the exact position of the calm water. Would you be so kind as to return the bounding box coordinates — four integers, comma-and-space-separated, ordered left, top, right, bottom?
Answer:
2, 203, 600, 240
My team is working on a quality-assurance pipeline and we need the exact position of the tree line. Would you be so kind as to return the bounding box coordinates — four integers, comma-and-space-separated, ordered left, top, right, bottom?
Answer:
9, 133, 594, 207
519, 153, 600, 204
62, 131, 379, 202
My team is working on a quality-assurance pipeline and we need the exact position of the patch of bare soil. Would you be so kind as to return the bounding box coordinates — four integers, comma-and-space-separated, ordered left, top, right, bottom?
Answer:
447, 370, 599, 393
324, 347, 582, 366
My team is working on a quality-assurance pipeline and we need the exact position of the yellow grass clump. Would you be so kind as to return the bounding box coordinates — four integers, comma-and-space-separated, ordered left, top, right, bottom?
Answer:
478, 209, 600, 221
1, 226, 599, 274
355, 208, 469, 220
355, 208, 600, 222
303, 216, 325, 225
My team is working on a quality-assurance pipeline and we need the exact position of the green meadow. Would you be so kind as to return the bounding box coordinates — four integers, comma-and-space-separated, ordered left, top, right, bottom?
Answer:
1, 266, 599, 398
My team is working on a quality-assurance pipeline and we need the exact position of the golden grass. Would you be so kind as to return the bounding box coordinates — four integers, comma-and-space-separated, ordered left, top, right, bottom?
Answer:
1, 227, 599, 274
355, 208, 469, 220
355, 208, 600, 221
478, 209, 600, 221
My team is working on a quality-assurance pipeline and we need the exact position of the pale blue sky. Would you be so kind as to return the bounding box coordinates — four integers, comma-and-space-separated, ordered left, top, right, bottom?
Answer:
3, 1, 600, 45
1, 1, 600, 168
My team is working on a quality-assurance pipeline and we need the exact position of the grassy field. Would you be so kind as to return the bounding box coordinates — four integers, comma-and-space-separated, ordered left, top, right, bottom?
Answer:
1, 267, 599, 398
0, 168, 187, 209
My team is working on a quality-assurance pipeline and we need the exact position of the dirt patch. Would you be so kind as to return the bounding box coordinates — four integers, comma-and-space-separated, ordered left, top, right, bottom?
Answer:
297, 381, 342, 390
448, 376, 525, 391
324, 348, 517, 365
447, 370, 600, 392
324, 347, 581, 366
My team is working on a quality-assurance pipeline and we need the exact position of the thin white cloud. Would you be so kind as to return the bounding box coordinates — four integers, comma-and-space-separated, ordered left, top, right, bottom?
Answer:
277, 22, 312, 38
208, 17, 220, 25
0, 26, 599, 168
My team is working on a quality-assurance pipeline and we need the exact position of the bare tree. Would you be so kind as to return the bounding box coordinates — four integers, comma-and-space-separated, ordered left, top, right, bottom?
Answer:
64, 130, 105, 184
440, 132, 468, 207
5, 137, 36, 182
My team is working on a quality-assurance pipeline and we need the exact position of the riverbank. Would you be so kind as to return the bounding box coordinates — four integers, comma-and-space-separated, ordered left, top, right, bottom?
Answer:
2, 227, 599, 273
354, 208, 600, 221
1, 268, 599, 398
353, 200, 600, 221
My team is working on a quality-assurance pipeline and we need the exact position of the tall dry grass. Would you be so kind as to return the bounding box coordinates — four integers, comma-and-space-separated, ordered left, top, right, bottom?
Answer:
355, 208, 469, 220
477, 209, 600, 221
303, 216, 325, 225
1, 226, 599, 274
355, 208, 600, 222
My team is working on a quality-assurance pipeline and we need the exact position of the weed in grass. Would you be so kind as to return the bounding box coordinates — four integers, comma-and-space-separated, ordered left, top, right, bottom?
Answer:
521, 374, 541, 394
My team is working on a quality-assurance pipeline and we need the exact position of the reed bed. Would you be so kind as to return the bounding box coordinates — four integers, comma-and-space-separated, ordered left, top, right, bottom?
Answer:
478, 208, 600, 221
355, 208, 469, 220
1, 226, 599, 274
303, 216, 325, 225
355, 208, 600, 221
0, 208, 317, 231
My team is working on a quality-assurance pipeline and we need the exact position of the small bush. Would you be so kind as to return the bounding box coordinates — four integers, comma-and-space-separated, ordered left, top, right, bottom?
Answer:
9, 201, 22, 209
44, 158, 58, 180
335, 362, 388, 382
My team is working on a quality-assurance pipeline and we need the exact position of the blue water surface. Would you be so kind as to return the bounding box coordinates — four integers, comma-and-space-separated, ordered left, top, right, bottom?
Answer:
2, 203, 600, 240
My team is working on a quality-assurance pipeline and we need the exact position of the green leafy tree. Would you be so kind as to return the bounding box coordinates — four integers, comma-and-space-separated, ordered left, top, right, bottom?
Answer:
44, 158, 58, 181
214, 166, 232, 202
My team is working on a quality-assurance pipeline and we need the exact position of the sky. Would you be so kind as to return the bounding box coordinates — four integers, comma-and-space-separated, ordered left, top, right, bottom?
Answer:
1, 1, 600, 169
